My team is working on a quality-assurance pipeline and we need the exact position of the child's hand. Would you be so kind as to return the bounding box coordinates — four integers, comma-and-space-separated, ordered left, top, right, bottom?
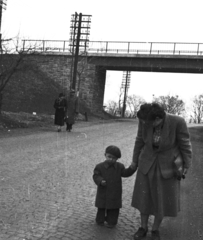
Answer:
100, 180, 107, 186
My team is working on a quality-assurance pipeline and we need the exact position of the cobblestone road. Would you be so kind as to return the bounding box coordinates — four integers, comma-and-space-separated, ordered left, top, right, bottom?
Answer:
0, 120, 202, 240
0, 120, 146, 240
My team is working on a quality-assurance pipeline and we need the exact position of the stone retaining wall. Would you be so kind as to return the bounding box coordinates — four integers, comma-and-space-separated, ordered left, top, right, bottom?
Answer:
2, 54, 105, 115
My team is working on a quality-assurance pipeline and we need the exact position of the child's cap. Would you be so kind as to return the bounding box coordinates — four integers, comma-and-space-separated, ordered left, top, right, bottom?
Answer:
105, 145, 121, 159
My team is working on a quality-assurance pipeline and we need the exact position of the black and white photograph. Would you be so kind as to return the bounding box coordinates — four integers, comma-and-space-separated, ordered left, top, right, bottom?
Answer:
0, 1, 203, 240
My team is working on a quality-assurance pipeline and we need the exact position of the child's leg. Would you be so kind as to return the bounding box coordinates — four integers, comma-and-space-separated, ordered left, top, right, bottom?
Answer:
106, 209, 120, 225
96, 208, 105, 225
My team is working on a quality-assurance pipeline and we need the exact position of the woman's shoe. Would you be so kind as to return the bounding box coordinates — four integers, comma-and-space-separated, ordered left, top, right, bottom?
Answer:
151, 230, 160, 240
134, 227, 148, 239
96, 222, 104, 226
106, 223, 116, 228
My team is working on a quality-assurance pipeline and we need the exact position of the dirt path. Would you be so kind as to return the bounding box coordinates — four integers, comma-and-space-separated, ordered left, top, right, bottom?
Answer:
0, 120, 202, 240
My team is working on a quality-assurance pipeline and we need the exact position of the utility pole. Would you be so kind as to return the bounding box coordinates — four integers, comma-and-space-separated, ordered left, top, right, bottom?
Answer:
72, 12, 82, 91
0, 0, 7, 52
121, 71, 131, 117
69, 12, 91, 91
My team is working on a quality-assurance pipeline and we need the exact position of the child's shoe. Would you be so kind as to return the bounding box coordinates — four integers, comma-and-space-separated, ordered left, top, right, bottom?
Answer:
151, 230, 160, 240
133, 227, 148, 239
96, 221, 104, 226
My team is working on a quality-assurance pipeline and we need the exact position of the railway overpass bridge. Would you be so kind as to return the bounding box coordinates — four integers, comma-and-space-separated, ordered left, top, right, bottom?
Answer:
21, 40, 203, 113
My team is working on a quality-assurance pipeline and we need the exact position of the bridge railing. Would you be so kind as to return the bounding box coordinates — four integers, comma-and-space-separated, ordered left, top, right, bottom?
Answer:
88, 41, 203, 55
22, 39, 71, 53
22, 39, 203, 56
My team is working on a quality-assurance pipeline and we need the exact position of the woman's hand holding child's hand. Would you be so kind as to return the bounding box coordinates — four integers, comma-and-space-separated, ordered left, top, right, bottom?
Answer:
130, 162, 137, 171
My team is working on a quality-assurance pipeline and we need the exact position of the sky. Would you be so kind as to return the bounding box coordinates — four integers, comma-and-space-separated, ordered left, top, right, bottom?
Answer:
2, 0, 203, 109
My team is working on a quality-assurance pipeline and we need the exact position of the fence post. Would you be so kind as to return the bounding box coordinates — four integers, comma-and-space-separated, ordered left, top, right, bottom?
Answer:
42, 40, 45, 51
150, 42, 152, 54
173, 43, 176, 55
197, 43, 199, 55
22, 40, 25, 51
128, 42, 130, 53
63, 41, 66, 52
106, 42, 108, 53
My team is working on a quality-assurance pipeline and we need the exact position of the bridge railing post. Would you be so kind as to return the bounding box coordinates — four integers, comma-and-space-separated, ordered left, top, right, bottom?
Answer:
173, 43, 176, 55
42, 40, 45, 52
150, 42, 152, 54
63, 41, 66, 52
22, 40, 25, 51
128, 42, 130, 53
106, 42, 108, 53
197, 43, 199, 55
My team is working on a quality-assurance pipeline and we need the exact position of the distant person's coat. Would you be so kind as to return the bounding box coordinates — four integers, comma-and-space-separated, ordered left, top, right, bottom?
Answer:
66, 95, 78, 125
54, 97, 67, 126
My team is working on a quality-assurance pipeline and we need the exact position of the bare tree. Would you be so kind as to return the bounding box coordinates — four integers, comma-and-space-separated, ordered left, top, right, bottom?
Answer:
190, 94, 203, 123
153, 95, 185, 115
0, 37, 38, 114
127, 94, 146, 117
105, 100, 119, 116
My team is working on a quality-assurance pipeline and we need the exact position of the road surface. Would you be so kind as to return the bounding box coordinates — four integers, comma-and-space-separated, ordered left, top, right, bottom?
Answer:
0, 120, 202, 240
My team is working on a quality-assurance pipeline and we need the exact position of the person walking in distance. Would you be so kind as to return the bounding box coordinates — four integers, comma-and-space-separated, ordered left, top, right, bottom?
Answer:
53, 93, 67, 132
65, 89, 78, 132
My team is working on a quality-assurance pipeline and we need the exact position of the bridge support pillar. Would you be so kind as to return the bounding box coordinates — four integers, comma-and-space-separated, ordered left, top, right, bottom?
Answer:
91, 66, 106, 113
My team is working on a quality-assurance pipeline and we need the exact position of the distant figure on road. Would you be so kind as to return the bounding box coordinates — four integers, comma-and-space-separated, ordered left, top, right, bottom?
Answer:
93, 145, 136, 228
130, 103, 192, 240
54, 93, 67, 132
65, 89, 78, 132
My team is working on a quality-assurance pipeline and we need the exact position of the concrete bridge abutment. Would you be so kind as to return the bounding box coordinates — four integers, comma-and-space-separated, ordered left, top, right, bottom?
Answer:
3, 52, 203, 115
2, 53, 106, 115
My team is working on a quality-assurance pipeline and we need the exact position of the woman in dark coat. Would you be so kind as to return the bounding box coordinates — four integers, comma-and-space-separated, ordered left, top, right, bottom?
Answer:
65, 90, 78, 132
131, 103, 192, 240
54, 93, 67, 132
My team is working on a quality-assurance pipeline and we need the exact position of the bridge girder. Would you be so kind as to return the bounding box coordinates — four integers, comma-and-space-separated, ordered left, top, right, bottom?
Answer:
87, 54, 203, 74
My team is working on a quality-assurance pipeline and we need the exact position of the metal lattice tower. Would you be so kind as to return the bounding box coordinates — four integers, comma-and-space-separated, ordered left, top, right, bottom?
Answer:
121, 71, 131, 117
69, 13, 92, 91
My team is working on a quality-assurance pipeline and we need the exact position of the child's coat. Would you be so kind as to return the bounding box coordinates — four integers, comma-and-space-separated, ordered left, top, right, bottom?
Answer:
93, 161, 135, 209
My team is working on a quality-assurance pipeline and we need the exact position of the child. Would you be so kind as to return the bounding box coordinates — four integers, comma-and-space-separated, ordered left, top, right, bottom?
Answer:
93, 145, 136, 228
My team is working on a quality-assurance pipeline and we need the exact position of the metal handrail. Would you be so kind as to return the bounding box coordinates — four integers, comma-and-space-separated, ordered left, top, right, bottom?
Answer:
22, 39, 203, 56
